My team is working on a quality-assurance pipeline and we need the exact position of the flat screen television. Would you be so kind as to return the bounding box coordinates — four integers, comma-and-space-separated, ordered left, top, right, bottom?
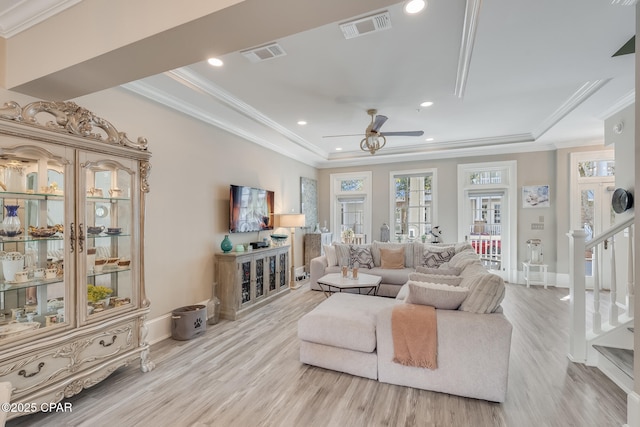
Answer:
229, 184, 275, 233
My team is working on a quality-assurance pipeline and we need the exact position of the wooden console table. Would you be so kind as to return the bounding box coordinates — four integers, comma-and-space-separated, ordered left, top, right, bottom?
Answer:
216, 245, 290, 320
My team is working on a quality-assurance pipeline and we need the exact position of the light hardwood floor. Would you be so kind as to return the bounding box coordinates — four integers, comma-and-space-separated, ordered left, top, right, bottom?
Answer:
8, 283, 627, 427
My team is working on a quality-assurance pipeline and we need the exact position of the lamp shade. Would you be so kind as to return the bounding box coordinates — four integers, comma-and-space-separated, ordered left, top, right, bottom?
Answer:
278, 213, 306, 228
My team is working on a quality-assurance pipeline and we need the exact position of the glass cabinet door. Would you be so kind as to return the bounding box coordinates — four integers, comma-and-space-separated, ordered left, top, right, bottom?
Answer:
79, 154, 137, 321
0, 144, 72, 343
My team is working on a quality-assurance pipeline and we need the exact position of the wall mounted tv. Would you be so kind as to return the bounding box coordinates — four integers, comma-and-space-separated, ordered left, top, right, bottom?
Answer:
229, 184, 275, 233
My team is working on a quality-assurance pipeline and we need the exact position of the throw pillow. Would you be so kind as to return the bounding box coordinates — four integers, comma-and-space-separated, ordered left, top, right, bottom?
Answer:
416, 265, 462, 276
372, 241, 415, 268
323, 244, 337, 266
349, 245, 375, 269
334, 244, 351, 266
405, 281, 470, 310
449, 250, 481, 269
380, 247, 405, 269
422, 247, 456, 268
459, 273, 505, 314
409, 272, 462, 287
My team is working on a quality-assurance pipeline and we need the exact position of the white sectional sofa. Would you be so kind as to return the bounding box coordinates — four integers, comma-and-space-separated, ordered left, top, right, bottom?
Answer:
299, 243, 513, 402
310, 241, 472, 297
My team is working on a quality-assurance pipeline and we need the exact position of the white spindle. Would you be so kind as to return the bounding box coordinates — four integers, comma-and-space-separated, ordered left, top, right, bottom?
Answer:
593, 244, 601, 334
627, 224, 634, 315
609, 236, 619, 326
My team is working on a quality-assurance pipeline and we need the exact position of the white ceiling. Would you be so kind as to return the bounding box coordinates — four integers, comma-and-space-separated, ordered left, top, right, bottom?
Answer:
0, 0, 635, 168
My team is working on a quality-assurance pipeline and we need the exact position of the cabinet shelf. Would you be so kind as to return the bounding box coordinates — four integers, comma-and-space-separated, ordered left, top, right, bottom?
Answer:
0, 235, 64, 243
0, 278, 63, 292
0, 190, 64, 200
88, 266, 131, 277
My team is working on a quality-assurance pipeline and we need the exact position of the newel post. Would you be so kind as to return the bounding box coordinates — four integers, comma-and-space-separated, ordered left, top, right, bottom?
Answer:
568, 229, 587, 362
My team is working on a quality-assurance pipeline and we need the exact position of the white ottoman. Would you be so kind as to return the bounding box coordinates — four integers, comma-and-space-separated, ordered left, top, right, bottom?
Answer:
298, 293, 396, 379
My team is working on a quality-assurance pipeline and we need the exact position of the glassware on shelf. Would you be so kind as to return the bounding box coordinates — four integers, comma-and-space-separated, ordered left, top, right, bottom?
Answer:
4, 161, 26, 193
2, 204, 20, 237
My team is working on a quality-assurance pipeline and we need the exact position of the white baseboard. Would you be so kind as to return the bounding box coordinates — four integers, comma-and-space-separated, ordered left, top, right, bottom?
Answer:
146, 299, 210, 345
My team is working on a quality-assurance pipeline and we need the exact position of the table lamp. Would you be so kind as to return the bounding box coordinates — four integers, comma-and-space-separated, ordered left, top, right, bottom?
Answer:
277, 213, 306, 289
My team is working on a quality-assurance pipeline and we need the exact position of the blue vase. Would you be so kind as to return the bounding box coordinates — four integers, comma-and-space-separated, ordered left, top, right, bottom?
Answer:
221, 235, 232, 253
3, 205, 20, 237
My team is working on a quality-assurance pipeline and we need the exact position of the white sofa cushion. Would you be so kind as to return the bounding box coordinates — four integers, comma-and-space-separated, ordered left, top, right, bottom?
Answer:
323, 244, 338, 266
368, 267, 415, 285
298, 293, 395, 353
405, 281, 470, 310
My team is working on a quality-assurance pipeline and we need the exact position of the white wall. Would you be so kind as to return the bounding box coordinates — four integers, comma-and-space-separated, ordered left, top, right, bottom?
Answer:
0, 86, 317, 323
318, 146, 609, 282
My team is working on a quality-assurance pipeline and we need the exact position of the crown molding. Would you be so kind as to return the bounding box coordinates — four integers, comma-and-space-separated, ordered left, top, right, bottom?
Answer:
0, 0, 81, 38
598, 90, 635, 120
533, 79, 611, 139
610, 0, 638, 6
122, 80, 322, 168
167, 68, 326, 158
454, 0, 483, 98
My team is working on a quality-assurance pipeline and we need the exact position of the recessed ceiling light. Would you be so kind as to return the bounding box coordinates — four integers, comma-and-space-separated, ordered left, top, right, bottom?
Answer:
404, 0, 426, 14
426, 137, 434, 142
420, 101, 434, 107
336, 147, 343, 151
207, 57, 223, 67
297, 120, 307, 126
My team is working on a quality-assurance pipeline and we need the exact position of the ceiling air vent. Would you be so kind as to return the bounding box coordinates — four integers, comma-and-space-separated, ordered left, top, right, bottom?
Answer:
241, 42, 287, 63
339, 11, 392, 40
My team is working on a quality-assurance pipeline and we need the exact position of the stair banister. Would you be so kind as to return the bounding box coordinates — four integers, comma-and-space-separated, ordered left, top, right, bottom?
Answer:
568, 229, 587, 362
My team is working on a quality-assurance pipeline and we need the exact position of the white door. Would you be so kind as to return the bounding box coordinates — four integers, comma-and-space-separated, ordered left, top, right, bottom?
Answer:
578, 179, 616, 288
463, 190, 506, 277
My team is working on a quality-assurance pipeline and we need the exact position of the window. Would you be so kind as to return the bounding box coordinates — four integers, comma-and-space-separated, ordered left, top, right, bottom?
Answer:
390, 169, 436, 240
330, 172, 372, 243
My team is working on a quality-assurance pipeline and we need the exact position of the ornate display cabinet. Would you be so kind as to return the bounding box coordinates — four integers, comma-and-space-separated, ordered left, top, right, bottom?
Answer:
216, 245, 289, 320
0, 100, 153, 420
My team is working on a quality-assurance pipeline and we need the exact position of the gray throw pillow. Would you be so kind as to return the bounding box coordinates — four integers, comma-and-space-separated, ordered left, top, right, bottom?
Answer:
421, 248, 456, 268
349, 245, 375, 269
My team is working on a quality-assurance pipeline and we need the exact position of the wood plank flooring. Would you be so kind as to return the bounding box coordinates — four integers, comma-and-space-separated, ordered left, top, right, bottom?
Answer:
7, 283, 627, 427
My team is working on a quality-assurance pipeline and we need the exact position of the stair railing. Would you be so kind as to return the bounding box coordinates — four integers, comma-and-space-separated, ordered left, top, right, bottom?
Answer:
567, 216, 634, 363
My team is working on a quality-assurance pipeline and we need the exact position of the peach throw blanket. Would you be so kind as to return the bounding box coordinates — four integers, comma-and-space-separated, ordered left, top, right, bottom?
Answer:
391, 304, 438, 369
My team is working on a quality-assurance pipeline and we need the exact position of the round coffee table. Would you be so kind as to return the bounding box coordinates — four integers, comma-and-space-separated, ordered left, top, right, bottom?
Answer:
316, 272, 382, 298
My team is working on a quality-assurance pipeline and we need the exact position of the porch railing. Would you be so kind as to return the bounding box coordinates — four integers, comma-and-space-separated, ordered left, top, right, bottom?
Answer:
567, 216, 634, 363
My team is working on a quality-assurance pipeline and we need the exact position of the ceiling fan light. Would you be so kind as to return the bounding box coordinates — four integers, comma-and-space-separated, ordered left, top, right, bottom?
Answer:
404, 0, 426, 14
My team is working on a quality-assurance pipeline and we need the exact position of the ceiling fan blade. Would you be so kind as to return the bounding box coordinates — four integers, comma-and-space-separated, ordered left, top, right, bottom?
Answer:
371, 115, 388, 132
380, 130, 425, 137
322, 133, 363, 138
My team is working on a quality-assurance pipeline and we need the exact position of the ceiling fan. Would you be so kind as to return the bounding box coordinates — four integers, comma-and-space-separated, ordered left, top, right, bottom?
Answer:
324, 109, 424, 155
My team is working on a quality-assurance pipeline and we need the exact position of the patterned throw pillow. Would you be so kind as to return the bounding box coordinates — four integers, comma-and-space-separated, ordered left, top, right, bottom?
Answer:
422, 247, 456, 268
349, 245, 375, 269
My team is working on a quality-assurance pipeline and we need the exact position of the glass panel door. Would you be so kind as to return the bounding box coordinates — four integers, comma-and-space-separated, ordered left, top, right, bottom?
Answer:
0, 144, 72, 343
465, 192, 503, 271
80, 154, 136, 320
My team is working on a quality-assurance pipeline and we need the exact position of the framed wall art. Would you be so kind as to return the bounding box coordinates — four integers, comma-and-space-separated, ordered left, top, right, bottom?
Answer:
522, 185, 550, 208
300, 177, 318, 228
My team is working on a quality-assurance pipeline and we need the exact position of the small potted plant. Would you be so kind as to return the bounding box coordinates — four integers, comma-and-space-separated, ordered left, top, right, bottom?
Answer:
87, 285, 113, 308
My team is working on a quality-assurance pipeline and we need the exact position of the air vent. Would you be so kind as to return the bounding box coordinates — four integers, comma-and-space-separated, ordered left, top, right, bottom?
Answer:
241, 42, 287, 63
339, 11, 392, 39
